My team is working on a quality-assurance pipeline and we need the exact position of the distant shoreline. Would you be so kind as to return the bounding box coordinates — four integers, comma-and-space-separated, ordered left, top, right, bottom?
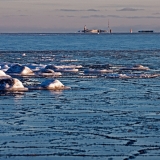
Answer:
0, 32, 159, 34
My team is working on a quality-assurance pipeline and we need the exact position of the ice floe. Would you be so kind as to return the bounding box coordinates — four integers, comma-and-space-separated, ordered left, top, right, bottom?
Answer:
84, 69, 113, 74
0, 77, 69, 91
45, 64, 81, 72
0, 64, 9, 70
26, 64, 46, 71
0, 63, 70, 91
120, 64, 150, 71
0, 61, 159, 92
0, 70, 11, 79
30, 79, 70, 90
0, 63, 10, 72
105, 73, 159, 79
41, 79, 65, 89
6, 64, 34, 76
0, 78, 28, 91
38, 69, 62, 76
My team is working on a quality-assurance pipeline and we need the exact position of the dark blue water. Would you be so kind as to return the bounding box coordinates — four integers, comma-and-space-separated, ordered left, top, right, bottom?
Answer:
0, 33, 160, 51
0, 33, 160, 160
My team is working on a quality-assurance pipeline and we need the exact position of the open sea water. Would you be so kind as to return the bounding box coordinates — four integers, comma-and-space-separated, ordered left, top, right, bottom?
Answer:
0, 33, 160, 160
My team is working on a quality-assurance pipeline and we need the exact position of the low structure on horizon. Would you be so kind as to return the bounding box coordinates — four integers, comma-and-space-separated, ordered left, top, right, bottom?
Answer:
79, 25, 111, 33
138, 30, 154, 33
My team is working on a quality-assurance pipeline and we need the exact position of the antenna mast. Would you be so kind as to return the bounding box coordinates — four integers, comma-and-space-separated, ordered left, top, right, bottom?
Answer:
108, 19, 110, 32
108, 19, 112, 33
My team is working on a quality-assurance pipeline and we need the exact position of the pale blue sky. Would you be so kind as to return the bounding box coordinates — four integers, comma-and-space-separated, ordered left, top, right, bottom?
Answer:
0, 0, 160, 33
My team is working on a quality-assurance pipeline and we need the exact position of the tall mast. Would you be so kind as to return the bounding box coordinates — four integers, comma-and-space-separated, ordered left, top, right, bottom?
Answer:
108, 19, 111, 33
108, 19, 110, 32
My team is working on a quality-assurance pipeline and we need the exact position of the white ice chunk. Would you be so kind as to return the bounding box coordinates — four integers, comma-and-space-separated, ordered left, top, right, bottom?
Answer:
119, 74, 131, 78
0, 78, 28, 91
84, 69, 113, 74
0, 70, 8, 76
38, 69, 62, 76
26, 64, 46, 71
40, 79, 65, 90
0, 64, 9, 69
28, 79, 70, 90
133, 64, 149, 70
45, 64, 81, 72
53, 65, 82, 69
56, 68, 79, 72
120, 64, 149, 71
6, 64, 34, 75
0, 70, 11, 79
0, 64, 10, 72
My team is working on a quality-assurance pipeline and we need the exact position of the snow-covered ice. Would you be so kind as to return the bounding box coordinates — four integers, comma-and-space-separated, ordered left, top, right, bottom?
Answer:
38, 68, 62, 76
39, 79, 70, 90
6, 64, 34, 75
40, 79, 65, 89
0, 78, 28, 91
84, 69, 113, 74
0, 70, 11, 79
120, 64, 150, 71
45, 64, 81, 72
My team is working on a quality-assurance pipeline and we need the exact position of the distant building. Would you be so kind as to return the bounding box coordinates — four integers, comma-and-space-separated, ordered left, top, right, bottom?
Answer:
82, 25, 107, 33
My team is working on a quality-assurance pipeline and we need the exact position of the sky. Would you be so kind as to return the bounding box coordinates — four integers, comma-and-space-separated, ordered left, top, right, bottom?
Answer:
0, 0, 160, 33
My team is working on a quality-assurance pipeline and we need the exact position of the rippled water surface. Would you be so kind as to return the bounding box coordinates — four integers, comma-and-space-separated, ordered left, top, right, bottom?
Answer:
0, 33, 160, 160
